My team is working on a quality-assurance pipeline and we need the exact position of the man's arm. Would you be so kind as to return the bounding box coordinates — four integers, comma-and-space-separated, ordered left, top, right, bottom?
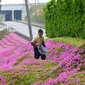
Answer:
42, 37, 46, 47
31, 42, 36, 47
42, 41, 46, 47
31, 37, 37, 47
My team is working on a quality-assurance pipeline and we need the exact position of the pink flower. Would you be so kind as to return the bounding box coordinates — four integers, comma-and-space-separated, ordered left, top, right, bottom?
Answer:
76, 78, 81, 82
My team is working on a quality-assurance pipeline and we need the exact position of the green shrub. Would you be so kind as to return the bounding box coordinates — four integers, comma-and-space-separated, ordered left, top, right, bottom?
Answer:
44, 0, 85, 38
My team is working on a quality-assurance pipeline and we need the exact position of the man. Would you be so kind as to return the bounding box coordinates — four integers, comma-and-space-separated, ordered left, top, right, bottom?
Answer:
31, 29, 46, 60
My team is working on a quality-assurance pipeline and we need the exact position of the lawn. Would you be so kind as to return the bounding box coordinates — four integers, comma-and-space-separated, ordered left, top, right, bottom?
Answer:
46, 37, 85, 47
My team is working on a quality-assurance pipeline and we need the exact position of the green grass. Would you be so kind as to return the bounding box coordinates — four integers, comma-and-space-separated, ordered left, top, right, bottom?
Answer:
65, 71, 85, 85
0, 70, 37, 85
45, 37, 85, 47
0, 29, 9, 39
13, 55, 31, 66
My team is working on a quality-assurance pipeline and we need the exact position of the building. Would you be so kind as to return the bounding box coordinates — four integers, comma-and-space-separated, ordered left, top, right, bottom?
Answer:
0, 4, 28, 21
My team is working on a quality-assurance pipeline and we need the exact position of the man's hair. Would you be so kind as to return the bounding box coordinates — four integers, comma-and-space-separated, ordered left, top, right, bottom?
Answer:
38, 29, 43, 33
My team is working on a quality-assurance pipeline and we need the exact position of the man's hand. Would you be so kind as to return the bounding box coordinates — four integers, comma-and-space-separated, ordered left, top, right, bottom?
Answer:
31, 42, 36, 47
42, 41, 46, 47
36, 43, 41, 48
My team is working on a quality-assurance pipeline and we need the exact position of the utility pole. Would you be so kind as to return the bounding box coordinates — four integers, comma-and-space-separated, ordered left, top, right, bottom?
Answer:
35, 0, 37, 22
25, 0, 33, 40
0, 0, 1, 11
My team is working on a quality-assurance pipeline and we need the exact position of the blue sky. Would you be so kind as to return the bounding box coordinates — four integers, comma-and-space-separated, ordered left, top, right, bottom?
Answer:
1, 0, 49, 4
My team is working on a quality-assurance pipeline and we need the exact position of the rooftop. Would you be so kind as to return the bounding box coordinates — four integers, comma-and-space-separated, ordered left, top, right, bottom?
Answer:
1, 4, 25, 10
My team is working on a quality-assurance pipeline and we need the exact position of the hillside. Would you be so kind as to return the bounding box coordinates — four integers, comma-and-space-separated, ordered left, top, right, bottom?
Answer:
0, 32, 85, 85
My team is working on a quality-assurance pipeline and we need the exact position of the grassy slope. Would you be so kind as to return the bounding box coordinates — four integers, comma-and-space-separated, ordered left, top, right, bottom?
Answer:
0, 37, 85, 85
46, 37, 85, 47
47, 37, 85, 85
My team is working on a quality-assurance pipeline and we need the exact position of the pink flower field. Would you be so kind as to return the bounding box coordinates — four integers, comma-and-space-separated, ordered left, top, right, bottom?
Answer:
0, 32, 85, 85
